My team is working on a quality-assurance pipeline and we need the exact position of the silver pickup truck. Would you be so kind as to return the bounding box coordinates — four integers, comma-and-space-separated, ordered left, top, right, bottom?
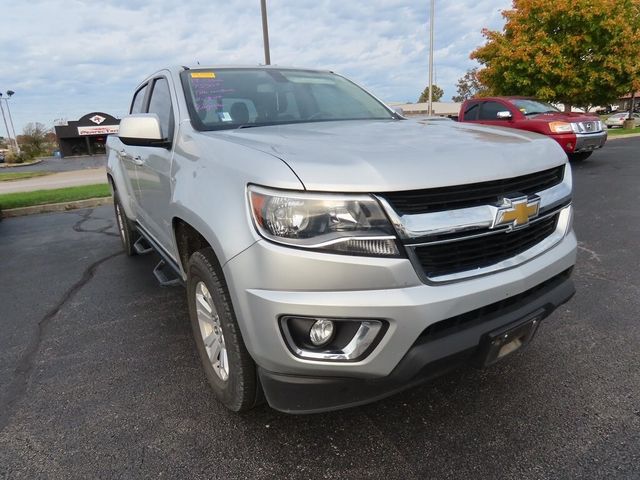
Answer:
107, 66, 576, 413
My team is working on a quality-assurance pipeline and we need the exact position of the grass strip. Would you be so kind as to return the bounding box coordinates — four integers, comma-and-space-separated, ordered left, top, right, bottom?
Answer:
0, 184, 111, 210
0, 171, 52, 182
607, 127, 640, 136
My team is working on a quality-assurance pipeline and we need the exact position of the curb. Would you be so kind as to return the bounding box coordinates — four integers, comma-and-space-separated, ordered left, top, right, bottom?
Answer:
1, 196, 112, 218
0, 159, 44, 168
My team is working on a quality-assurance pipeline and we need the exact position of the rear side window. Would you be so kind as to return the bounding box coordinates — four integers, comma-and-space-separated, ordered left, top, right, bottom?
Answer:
147, 78, 174, 140
464, 102, 479, 120
130, 85, 147, 114
479, 101, 509, 120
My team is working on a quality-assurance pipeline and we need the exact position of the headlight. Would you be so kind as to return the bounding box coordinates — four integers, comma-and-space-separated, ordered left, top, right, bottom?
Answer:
248, 185, 400, 256
549, 121, 573, 134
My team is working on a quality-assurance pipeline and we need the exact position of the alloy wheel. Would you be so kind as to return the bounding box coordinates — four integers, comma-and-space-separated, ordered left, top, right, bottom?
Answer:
195, 281, 229, 381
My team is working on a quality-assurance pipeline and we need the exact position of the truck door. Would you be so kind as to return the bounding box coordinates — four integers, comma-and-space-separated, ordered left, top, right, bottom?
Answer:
134, 75, 177, 252
114, 83, 148, 217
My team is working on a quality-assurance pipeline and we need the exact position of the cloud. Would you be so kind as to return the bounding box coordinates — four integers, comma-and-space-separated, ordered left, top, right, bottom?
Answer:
0, 0, 509, 135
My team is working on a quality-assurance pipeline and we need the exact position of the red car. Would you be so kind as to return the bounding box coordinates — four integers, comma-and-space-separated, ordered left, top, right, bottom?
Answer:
458, 97, 607, 161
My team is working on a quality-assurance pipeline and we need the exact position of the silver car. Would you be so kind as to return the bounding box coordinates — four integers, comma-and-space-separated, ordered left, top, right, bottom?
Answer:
605, 112, 640, 128
107, 66, 576, 413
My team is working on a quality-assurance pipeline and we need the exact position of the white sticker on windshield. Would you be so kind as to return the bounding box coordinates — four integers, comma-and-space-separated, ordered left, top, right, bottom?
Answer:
219, 112, 233, 122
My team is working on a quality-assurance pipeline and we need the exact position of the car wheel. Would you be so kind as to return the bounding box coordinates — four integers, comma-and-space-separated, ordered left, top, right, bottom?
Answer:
568, 152, 593, 162
113, 192, 139, 256
187, 248, 259, 412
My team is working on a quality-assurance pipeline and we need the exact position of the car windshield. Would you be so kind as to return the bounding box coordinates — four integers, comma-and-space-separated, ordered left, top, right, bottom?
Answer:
509, 99, 560, 115
181, 68, 394, 131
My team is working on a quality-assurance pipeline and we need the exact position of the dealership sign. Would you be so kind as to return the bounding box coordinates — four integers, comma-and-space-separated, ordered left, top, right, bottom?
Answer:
77, 125, 119, 136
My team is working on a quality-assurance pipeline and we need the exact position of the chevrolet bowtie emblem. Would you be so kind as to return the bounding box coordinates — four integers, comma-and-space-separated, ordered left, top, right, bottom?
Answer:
492, 195, 540, 230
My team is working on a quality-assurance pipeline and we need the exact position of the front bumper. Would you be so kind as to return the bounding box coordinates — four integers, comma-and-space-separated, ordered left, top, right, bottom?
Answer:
224, 223, 576, 379
550, 131, 607, 153
259, 268, 574, 413
574, 131, 607, 152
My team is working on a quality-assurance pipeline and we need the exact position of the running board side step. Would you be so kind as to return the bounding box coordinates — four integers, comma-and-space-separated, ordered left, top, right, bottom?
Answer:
133, 237, 154, 255
153, 260, 183, 287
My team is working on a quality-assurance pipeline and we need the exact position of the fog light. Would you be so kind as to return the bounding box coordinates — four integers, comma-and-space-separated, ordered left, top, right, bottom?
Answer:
309, 319, 335, 346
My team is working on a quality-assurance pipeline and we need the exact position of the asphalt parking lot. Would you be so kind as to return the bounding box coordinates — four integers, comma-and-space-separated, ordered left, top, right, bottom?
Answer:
1, 138, 639, 479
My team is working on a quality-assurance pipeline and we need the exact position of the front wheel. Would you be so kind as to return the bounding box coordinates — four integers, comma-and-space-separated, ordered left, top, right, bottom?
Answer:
568, 152, 593, 162
113, 192, 139, 256
187, 248, 259, 412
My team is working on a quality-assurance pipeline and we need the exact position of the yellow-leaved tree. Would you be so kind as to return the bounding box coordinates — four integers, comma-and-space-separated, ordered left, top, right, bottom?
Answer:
471, 0, 640, 110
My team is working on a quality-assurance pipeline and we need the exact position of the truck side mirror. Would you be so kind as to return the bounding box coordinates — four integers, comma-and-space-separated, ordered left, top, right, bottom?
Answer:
118, 114, 170, 148
496, 111, 513, 120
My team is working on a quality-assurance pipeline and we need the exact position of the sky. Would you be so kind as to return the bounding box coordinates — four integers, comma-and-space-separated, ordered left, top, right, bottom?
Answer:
0, 0, 511, 136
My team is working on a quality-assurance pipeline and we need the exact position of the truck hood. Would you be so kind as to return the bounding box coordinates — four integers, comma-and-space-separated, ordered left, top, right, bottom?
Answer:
526, 111, 600, 123
209, 120, 566, 192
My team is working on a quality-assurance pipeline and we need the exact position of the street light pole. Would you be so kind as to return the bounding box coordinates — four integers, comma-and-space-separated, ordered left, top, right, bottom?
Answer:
260, 0, 271, 65
427, 0, 435, 116
4, 91, 19, 153
0, 95, 13, 152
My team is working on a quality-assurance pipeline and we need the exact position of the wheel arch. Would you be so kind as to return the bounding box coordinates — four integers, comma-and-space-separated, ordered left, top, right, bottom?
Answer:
172, 216, 225, 279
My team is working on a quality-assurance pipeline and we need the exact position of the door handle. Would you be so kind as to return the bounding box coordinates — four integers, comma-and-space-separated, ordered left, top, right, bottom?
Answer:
119, 149, 144, 165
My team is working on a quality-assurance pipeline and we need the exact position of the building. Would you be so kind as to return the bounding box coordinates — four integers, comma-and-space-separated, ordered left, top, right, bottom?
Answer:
54, 112, 120, 157
616, 91, 639, 111
387, 101, 462, 117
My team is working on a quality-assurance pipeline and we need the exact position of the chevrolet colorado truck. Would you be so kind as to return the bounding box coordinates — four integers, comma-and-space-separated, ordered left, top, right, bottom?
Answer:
458, 96, 607, 162
107, 66, 576, 413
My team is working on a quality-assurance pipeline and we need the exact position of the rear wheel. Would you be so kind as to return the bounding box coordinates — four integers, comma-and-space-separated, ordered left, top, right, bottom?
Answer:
187, 248, 258, 412
113, 192, 139, 256
568, 152, 592, 162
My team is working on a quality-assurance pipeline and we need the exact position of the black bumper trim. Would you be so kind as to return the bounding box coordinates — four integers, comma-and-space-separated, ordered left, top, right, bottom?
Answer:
259, 271, 575, 414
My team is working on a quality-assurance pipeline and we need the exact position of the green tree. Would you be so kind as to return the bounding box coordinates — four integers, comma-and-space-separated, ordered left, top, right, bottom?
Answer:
418, 84, 444, 103
471, 0, 640, 110
452, 68, 488, 102
20, 122, 51, 159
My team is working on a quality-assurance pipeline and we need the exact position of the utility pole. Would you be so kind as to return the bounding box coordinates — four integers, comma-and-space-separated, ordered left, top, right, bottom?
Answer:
260, 0, 271, 65
427, 0, 435, 116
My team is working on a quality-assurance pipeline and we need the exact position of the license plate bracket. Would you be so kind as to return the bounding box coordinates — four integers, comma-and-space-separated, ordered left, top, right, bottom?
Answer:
477, 309, 545, 367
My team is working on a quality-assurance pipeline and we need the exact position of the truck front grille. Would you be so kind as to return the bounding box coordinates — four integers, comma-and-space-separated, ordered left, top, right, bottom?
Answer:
413, 214, 559, 278
380, 166, 564, 215
573, 121, 600, 133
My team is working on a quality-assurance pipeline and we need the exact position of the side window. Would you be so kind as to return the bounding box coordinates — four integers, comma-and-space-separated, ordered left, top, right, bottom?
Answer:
147, 78, 174, 140
130, 85, 147, 114
479, 101, 509, 120
464, 102, 480, 120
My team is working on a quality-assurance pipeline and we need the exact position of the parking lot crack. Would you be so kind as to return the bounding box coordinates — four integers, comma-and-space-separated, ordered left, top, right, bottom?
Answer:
72, 208, 119, 238
0, 250, 123, 432
577, 243, 602, 263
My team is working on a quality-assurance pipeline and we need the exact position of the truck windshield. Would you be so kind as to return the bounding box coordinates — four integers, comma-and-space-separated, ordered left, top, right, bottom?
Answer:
509, 99, 560, 116
181, 68, 394, 131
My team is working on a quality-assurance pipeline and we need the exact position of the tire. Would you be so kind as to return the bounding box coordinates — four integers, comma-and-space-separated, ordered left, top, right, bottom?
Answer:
113, 192, 139, 256
187, 248, 258, 412
568, 152, 592, 162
